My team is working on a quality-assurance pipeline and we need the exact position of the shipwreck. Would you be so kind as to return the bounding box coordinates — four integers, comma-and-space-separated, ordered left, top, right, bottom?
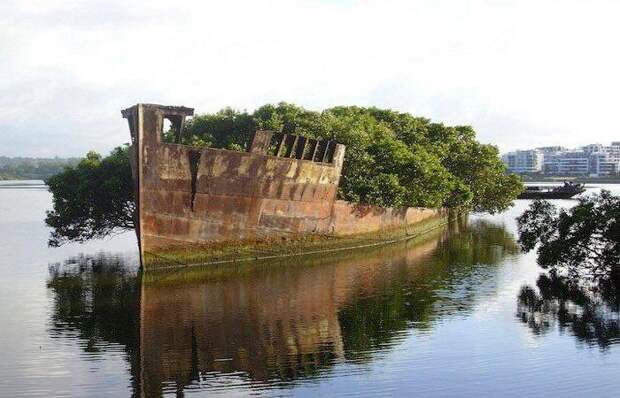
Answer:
122, 103, 448, 269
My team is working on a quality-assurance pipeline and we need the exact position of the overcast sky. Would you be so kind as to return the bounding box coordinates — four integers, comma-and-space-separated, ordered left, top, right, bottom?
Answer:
2, 0, 619, 157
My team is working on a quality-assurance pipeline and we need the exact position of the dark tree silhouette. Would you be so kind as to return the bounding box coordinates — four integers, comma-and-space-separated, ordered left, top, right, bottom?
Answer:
45, 146, 135, 246
517, 190, 620, 282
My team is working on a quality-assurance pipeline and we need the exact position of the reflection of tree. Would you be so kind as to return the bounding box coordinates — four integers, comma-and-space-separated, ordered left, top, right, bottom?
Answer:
517, 274, 620, 350
338, 219, 520, 358
46, 253, 142, 396
46, 218, 519, 396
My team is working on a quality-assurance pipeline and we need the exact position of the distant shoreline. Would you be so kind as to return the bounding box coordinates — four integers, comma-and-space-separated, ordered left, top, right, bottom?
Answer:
0, 176, 48, 181
0, 179, 46, 185
520, 175, 620, 184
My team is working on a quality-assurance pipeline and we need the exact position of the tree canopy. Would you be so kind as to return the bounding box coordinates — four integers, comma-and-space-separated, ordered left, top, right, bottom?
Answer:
45, 147, 135, 247
46, 102, 523, 245
176, 103, 522, 212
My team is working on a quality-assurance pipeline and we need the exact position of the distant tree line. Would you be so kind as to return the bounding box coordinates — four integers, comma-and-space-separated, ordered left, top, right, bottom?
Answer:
0, 156, 80, 181
46, 102, 523, 246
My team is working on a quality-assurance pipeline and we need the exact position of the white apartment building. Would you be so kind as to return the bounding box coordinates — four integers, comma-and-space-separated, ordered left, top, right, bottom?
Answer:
556, 151, 590, 175
502, 150, 544, 174
589, 151, 619, 176
583, 143, 605, 154
503, 141, 620, 176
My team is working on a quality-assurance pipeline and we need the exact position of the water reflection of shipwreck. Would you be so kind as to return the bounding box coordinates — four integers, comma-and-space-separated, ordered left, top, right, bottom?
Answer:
122, 104, 447, 269
47, 219, 518, 396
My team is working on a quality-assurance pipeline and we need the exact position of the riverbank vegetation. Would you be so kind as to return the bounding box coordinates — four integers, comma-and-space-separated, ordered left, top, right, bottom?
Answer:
517, 190, 620, 350
517, 191, 620, 349
45, 103, 523, 245
517, 190, 619, 283
518, 173, 620, 184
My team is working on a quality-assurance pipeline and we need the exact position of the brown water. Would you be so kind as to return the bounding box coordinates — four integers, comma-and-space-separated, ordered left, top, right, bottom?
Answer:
1, 181, 619, 397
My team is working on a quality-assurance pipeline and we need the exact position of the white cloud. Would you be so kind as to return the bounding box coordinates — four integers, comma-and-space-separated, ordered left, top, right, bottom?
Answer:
2, 0, 620, 156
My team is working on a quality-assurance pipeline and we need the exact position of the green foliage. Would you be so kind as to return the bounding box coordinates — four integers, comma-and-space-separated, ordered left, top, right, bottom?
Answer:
47, 103, 523, 245
517, 190, 620, 281
176, 102, 523, 212
45, 146, 135, 247
180, 108, 256, 150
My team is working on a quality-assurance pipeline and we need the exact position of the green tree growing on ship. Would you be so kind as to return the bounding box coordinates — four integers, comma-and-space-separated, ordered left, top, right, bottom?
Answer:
45, 103, 523, 245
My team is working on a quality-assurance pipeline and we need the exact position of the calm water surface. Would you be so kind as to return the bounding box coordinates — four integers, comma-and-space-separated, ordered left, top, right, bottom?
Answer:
1, 181, 619, 397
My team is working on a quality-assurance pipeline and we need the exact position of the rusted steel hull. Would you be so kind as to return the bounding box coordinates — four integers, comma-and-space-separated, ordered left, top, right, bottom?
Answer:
123, 103, 445, 269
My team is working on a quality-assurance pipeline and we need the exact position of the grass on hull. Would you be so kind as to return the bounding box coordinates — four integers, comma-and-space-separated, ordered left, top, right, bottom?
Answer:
143, 213, 456, 270
143, 217, 458, 286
